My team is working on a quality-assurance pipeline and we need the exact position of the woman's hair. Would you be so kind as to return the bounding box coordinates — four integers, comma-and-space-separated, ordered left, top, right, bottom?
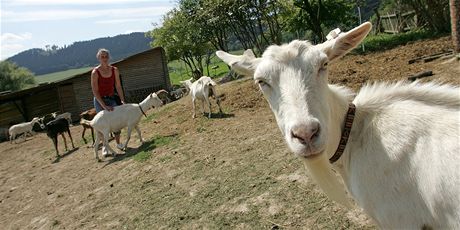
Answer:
96, 48, 110, 59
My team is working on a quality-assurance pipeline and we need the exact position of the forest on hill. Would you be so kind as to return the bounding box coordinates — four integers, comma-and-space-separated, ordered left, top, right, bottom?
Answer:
6, 32, 152, 75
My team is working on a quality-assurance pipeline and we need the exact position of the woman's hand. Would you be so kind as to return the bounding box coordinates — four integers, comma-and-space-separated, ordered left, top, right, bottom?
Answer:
104, 105, 114, 111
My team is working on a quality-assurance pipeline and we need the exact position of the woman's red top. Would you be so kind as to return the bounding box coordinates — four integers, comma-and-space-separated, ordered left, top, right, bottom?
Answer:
96, 66, 115, 97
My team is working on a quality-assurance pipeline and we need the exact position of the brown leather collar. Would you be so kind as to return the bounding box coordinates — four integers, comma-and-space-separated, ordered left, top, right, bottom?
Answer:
139, 104, 147, 117
329, 103, 356, 164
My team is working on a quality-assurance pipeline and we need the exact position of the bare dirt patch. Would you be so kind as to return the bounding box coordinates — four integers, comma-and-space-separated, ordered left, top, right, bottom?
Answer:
0, 36, 458, 229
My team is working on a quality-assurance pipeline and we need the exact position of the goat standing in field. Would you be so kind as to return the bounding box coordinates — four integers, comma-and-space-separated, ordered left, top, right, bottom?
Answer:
44, 117, 75, 157
79, 108, 97, 145
181, 76, 223, 118
217, 22, 460, 228
80, 92, 163, 161
9, 117, 42, 143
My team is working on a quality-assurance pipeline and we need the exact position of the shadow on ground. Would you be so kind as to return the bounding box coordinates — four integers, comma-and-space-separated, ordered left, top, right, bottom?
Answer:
52, 147, 80, 163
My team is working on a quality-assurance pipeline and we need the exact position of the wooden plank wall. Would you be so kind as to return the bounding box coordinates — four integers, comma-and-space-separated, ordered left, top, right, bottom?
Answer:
24, 88, 60, 119
58, 83, 80, 121
0, 100, 25, 127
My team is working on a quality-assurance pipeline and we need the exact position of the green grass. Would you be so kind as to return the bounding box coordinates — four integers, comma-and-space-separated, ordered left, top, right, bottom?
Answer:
131, 134, 179, 162
168, 50, 244, 86
358, 29, 445, 54
35, 67, 91, 84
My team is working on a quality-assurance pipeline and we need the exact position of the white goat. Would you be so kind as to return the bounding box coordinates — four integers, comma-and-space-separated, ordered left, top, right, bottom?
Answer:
216, 22, 460, 228
9, 117, 43, 143
181, 76, 223, 118
80, 93, 163, 161
52, 112, 72, 126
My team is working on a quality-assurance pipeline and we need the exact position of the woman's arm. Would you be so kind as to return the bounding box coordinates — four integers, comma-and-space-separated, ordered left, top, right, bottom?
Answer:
114, 67, 125, 104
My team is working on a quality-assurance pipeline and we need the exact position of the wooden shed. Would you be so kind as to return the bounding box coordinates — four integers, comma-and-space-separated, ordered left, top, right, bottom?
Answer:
0, 47, 170, 129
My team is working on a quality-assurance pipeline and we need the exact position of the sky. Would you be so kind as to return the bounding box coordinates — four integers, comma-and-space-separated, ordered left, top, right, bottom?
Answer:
0, 0, 176, 60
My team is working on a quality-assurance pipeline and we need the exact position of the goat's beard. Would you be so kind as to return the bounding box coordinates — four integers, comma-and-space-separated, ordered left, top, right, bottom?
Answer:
301, 154, 352, 208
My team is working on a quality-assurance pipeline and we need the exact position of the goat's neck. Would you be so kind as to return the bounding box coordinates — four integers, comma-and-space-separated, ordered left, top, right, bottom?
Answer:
138, 97, 152, 114
300, 84, 355, 208
326, 85, 355, 184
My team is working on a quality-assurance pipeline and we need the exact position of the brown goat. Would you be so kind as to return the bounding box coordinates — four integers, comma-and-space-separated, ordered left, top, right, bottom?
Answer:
79, 108, 97, 145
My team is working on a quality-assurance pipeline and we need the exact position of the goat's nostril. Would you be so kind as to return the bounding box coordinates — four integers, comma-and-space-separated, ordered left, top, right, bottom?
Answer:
291, 123, 320, 145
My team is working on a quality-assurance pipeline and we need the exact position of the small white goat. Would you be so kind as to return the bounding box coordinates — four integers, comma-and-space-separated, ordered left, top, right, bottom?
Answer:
80, 93, 163, 161
52, 112, 72, 126
217, 22, 460, 228
181, 76, 223, 118
9, 117, 43, 143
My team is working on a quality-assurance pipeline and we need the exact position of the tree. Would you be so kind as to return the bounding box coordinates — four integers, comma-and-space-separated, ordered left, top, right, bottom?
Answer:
450, 0, 460, 53
290, 0, 357, 42
148, 8, 212, 77
0, 61, 36, 92
405, 0, 450, 33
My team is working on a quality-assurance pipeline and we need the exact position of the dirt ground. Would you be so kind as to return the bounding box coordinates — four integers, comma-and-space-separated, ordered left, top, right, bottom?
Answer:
0, 36, 458, 229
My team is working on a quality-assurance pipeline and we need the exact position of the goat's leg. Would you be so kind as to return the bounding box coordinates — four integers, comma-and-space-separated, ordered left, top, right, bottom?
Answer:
94, 132, 101, 161
206, 97, 212, 118
134, 125, 143, 143
61, 133, 68, 151
103, 131, 118, 156
192, 98, 197, 118
81, 127, 87, 144
200, 100, 205, 115
121, 126, 133, 150
67, 128, 75, 149
52, 136, 59, 157
216, 97, 223, 114
90, 127, 95, 146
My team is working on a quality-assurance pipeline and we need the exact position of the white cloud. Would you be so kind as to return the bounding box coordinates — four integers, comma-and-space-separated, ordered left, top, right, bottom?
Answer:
2, 6, 173, 22
95, 18, 152, 25
8, 0, 170, 6
1, 32, 33, 43
0, 33, 33, 60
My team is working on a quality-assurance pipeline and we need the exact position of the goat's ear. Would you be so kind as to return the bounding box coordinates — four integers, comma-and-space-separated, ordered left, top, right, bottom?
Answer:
319, 22, 372, 62
216, 49, 260, 77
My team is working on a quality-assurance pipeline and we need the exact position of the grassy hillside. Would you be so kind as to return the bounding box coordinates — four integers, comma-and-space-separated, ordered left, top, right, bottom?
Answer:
35, 67, 90, 84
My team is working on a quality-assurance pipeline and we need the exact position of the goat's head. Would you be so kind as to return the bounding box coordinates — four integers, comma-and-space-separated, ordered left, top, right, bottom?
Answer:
217, 22, 371, 159
33, 117, 46, 129
179, 78, 193, 89
148, 93, 164, 109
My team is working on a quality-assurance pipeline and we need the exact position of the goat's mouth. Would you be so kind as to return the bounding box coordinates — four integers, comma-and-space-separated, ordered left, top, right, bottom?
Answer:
291, 144, 324, 159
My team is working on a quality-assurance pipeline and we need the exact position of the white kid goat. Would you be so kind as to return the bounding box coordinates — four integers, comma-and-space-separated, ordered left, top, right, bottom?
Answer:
216, 22, 460, 228
80, 93, 163, 161
9, 117, 43, 143
181, 76, 223, 118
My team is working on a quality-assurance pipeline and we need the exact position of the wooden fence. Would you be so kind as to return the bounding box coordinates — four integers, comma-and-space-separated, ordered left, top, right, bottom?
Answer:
380, 11, 417, 34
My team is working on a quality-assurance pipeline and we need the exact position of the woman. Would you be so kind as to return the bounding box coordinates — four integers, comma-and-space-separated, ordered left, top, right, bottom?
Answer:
91, 48, 125, 155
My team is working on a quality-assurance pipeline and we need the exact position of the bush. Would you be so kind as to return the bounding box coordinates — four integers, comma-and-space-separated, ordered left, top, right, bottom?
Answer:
356, 30, 446, 54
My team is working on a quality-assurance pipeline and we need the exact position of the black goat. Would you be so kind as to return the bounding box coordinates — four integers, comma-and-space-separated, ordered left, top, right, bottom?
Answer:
45, 118, 75, 157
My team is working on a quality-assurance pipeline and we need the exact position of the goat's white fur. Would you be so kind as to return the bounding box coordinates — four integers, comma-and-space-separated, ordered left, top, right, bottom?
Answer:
181, 76, 222, 118
80, 93, 163, 161
9, 117, 42, 143
216, 22, 460, 228
52, 112, 72, 126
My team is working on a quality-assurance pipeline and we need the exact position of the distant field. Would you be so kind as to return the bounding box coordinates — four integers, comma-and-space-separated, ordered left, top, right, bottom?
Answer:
35, 67, 91, 84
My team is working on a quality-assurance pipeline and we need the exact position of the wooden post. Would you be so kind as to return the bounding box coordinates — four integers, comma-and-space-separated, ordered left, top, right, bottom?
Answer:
451, 0, 460, 54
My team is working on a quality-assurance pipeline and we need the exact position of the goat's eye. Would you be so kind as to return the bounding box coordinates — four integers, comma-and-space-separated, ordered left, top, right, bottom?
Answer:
256, 79, 269, 88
